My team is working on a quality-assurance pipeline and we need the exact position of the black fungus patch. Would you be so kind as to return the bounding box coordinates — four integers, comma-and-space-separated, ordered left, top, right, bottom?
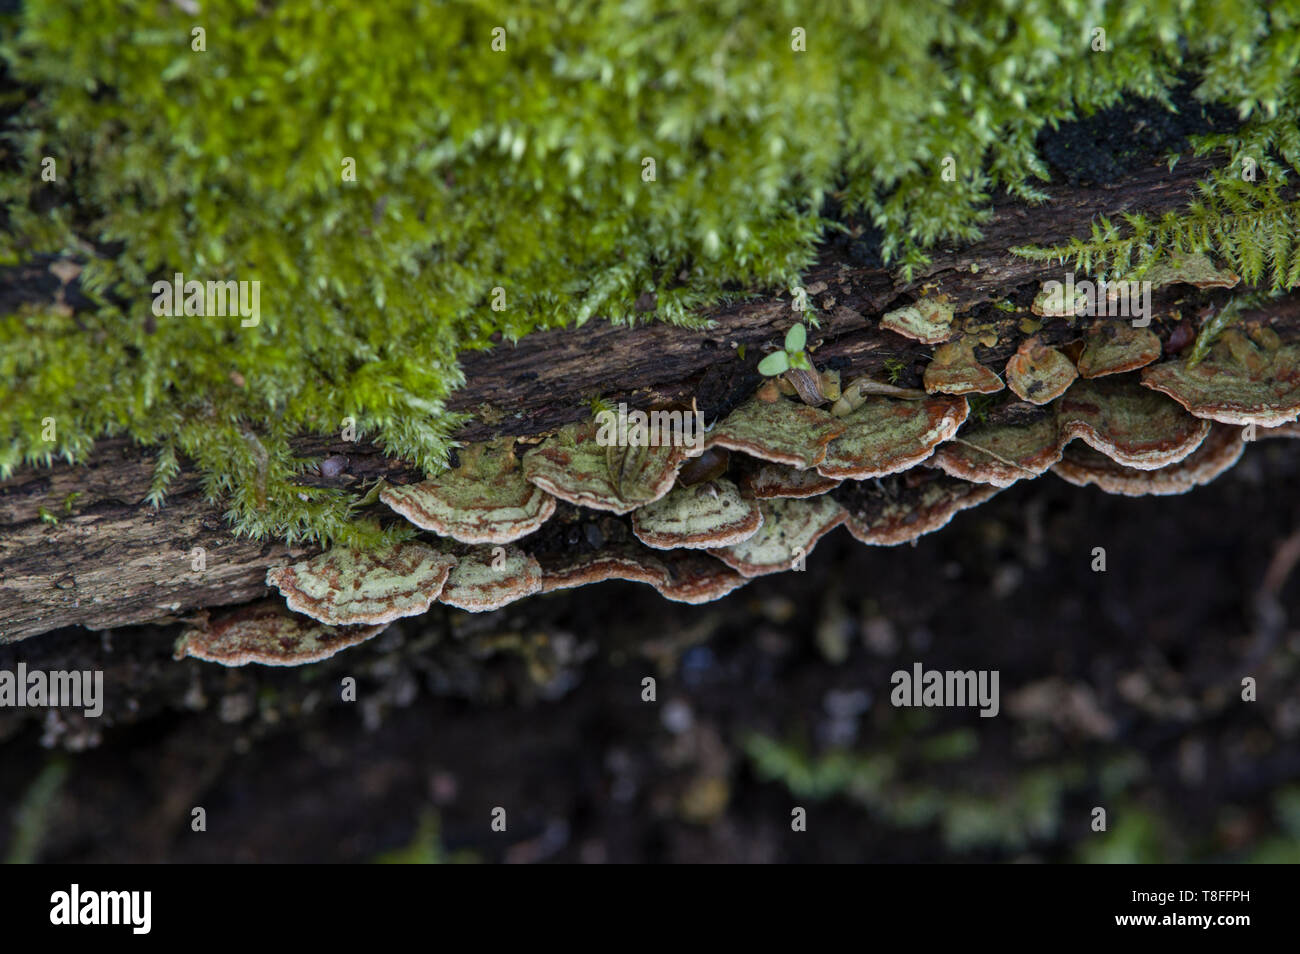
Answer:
1038, 83, 1238, 187
692, 359, 764, 425
520, 502, 632, 562
816, 194, 887, 269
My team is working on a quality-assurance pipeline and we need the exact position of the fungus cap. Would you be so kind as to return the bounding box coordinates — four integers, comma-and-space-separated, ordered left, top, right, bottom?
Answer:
706, 397, 845, 469
880, 299, 956, 344
381, 439, 556, 544
817, 394, 968, 479
1051, 423, 1244, 496
708, 495, 845, 577
839, 474, 1001, 546
266, 541, 455, 626
1143, 252, 1239, 290
439, 546, 544, 612
654, 551, 750, 603
631, 478, 763, 550
537, 543, 670, 593
1058, 376, 1210, 469
931, 410, 1062, 487
174, 602, 387, 667
1031, 283, 1088, 318
923, 338, 1004, 396
1077, 323, 1163, 378
740, 460, 842, 498
1005, 336, 1078, 405
522, 419, 684, 513
1140, 337, 1300, 427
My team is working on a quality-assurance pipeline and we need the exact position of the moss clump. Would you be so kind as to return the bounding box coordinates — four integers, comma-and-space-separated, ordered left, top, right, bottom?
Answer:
2, 2, 1300, 545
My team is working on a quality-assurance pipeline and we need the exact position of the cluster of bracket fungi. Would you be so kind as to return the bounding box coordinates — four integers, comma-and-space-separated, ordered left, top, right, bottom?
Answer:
176, 256, 1300, 667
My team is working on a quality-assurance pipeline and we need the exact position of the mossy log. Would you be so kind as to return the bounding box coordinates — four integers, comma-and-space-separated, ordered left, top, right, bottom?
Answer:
3, 153, 1299, 642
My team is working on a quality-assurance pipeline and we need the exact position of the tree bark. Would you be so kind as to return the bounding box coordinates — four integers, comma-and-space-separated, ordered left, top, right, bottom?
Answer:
4, 154, 1298, 642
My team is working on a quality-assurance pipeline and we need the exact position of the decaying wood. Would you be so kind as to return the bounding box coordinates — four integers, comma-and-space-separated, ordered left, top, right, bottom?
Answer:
4, 154, 1299, 642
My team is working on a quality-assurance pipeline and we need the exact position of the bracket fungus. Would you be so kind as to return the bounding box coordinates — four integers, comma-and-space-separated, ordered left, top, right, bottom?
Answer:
706, 397, 846, 469
197, 345, 1292, 664
739, 460, 842, 499
1140, 333, 1300, 427
1031, 282, 1089, 318
533, 536, 747, 604
880, 299, 956, 344
1056, 377, 1211, 469
438, 545, 544, 613
1005, 336, 1078, 405
923, 337, 1005, 396
934, 376, 1212, 485
380, 439, 556, 544
522, 419, 684, 513
1052, 423, 1244, 497
653, 551, 750, 604
265, 541, 455, 626
1077, 322, 1163, 378
931, 408, 1063, 486
1142, 251, 1240, 291
838, 473, 1001, 546
537, 545, 670, 594
817, 394, 969, 479
174, 602, 388, 667
631, 478, 763, 550
708, 496, 845, 577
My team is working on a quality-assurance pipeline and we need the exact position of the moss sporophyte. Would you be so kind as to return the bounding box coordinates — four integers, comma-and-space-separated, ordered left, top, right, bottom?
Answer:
2, 2, 1300, 549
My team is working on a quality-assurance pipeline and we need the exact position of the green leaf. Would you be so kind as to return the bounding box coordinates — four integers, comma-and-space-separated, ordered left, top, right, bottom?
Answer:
784, 323, 807, 353
758, 351, 790, 376
788, 350, 812, 371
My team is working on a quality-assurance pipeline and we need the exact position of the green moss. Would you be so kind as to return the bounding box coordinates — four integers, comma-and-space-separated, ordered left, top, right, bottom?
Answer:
2, 2, 1299, 545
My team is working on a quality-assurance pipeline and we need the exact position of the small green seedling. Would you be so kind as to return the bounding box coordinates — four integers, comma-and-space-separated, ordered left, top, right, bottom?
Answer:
883, 357, 907, 384
38, 505, 58, 526
758, 324, 812, 376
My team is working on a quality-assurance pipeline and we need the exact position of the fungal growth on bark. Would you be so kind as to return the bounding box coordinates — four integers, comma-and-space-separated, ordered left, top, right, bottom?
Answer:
1051, 423, 1245, 497
522, 419, 684, 513
174, 602, 389, 667
1005, 337, 1078, 405
706, 398, 846, 469
880, 299, 957, 344
817, 395, 968, 479
379, 439, 556, 544
708, 496, 846, 577
924, 337, 1006, 395
438, 546, 544, 613
838, 473, 1003, 547
266, 542, 456, 626
1077, 323, 1164, 378
631, 479, 763, 550
1141, 334, 1300, 426
8, 0, 1300, 878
